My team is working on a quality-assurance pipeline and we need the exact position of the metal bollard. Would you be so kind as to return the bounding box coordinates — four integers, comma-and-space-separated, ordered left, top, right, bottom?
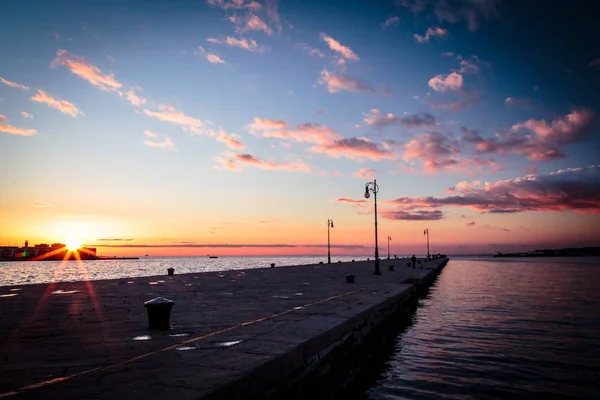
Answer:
388, 265, 395, 271
345, 274, 355, 283
144, 297, 175, 330
270, 263, 275, 268
167, 268, 174, 276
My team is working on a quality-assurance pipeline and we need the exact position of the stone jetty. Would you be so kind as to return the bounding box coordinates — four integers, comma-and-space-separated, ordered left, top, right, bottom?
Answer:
0, 257, 448, 399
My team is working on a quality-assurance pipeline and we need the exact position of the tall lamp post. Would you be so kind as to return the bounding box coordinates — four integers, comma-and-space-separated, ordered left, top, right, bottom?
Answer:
327, 219, 334, 264
364, 179, 381, 275
424, 228, 430, 260
387, 236, 392, 259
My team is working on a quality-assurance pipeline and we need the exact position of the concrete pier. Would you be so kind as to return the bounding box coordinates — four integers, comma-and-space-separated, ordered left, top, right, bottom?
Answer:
0, 257, 448, 399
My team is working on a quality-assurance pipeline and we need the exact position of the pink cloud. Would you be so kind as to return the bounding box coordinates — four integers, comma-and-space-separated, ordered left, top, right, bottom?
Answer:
361, 109, 435, 129
240, 14, 272, 35
125, 90, 147, 106
466, 221, 476, 227
206, 0, 261, 10
382, 16, 400, 29
336, 197, 367, 205
52, 49, 122, 92
31, 89, 81, 117
525, 165, 538, 174
247, 117, 289, 131
144, 137, 175, 151
249, 118, 339, 145
224, 36, 266, 52
21, 112, 33, 119
381, 210, 444, 221
312, 137, 395, 161
0, 115, 36, 136
472, 108, 596, 161
428, 72, 463, 92
197, 46, 225, 64
319, 69, 375, 94
354, 168, 380, 179
414, 26, 448, 43
319, 33, 359, 60
297, 42, 325, 58
143, 105, 205, 135
0, 77, 29, 90
143, 130, 158, 138
388, 164, 600, 214
225, 153, 312, 172
216, 130, 245, 149
505, 97, 532, 109
401, 0, 500, 31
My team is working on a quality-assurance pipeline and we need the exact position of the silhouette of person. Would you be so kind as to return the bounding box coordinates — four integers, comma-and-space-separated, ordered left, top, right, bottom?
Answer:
411, 254, 416, 269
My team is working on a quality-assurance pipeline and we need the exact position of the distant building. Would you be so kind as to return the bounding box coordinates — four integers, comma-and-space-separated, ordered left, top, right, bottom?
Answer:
0, 241, 97, 261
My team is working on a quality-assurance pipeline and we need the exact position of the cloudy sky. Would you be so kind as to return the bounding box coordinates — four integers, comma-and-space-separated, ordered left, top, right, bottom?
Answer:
1, 0, 599, 256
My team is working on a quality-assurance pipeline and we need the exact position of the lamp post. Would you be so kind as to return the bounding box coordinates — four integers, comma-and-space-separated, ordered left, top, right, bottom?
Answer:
364, 179, 381, 275
424, 228, 430, 260
327, 219, 334, 264
387, 236, 392, 259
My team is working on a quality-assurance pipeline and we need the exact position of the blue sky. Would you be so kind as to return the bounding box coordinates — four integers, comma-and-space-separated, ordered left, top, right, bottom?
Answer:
1, 0, 599, 255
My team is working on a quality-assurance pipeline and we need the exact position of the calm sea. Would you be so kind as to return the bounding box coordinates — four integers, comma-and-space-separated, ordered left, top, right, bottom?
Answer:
359, 256, 600, 400
2, 255, 599, 399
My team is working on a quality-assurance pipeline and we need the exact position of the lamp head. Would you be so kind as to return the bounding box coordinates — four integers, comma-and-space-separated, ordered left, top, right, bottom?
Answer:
364, 187, 370, 199
330, 221, 334, 228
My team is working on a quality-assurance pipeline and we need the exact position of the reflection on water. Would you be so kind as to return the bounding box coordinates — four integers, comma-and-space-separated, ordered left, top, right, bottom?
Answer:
363, 257, 600, 400
0, 255, 365, 287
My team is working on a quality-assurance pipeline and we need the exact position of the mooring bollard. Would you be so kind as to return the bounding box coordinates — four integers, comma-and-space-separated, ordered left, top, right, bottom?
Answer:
352, 259, 355, 262
144, 297, 175, 330
338, 260, 341, 263
271, 263, 275, 268
388, 265, 395, 271
319, 261, 323, 264
345, 274, 355, 283
167, 267, 174, 276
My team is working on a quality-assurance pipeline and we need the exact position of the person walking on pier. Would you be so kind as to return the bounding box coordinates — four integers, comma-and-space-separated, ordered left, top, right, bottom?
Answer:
411, 254, 416, 269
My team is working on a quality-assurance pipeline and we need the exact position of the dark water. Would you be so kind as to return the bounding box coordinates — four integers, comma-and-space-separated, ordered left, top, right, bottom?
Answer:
362, 257, 600, 400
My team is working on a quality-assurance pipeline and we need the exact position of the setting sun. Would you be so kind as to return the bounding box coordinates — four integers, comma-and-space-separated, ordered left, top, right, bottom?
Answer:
65, 239, 81, 251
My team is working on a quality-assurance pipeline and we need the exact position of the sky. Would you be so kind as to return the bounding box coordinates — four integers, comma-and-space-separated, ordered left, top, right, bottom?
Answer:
1, 0, 599, 257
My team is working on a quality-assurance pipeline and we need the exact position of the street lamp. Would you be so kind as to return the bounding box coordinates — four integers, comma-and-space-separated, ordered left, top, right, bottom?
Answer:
424, 228, 430, 260
364, 179, 381, 275
387, 236, 392, 259
327, 219, 334, 264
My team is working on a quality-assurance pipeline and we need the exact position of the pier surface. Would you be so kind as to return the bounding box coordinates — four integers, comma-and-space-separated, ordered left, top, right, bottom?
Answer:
0, 258, 447, 399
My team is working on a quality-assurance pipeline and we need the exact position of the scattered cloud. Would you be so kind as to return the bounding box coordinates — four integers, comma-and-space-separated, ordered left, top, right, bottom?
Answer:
197, 46, 225, 64
33, 201, 50, 207
428, 71, 463, 92
52, 49, 123, 92
588, 58, 600, 69
125, 90, 147, 106
297, 42, 325, 57
505, 97, 532, 109
525, 165, 538, 174
143, 130, 158, 138
319, 69, 375, 94
336, 197, 368, 205
382, 210, 444, 220
206, 0, 262, 10
442, 51, 454, 57
216, 129, 245, 149
382, 16, 400, 29
388, 165, 600, 214
225, 36, 266, 52
144, 137, 175, 151
472, 108, 596, 161
96, 238, 134, 241
312, 137, 395, 161
0, 77, 29, 90
247, 117, 289, 132
414, 26, 448, 43
400, 0, 501, 31
20, 112, 33, 119
240, 14, 272, 35
319, 33, 359, 60
354, 168, 380, 179
427, 93, 479, 111
361, 109, 435, 129
31, 89, 81, 117
0, 114, 36, 136
218, 152, 312, 172
143, 104, 206, 135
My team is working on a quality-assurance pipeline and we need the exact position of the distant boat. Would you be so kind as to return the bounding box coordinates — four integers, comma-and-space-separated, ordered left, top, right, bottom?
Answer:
209, 256, 218, 259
